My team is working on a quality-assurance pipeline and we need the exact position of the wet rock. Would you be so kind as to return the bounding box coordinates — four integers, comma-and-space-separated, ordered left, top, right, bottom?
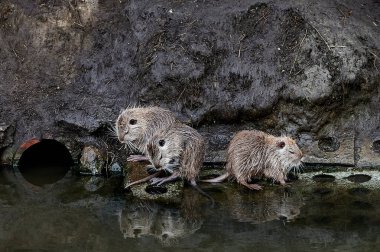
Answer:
0, 148, 14, 165
79, 146, 105, 175
124, 162, 183, 203
123, 162, 149, 186
110, 162, 122, 175
301, 131, 355, 166
0, 124, 15, 164
356, 133, 380, 168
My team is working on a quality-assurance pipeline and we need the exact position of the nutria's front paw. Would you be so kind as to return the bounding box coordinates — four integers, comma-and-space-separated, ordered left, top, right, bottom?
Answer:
127, 155, 149, 162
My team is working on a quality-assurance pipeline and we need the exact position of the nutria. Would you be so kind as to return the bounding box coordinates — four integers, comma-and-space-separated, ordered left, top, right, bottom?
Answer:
115, 106, 177, 162
124, 123, 212, 202
147, 123, 214, 203
146, 123, 205, 186
203, 130, 304, 190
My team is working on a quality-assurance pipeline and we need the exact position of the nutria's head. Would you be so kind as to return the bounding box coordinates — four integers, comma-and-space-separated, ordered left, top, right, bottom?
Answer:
147, 123, 204, 175
272, 136, 303, 171
115, 107, 177, 153
147, 131, 181, 171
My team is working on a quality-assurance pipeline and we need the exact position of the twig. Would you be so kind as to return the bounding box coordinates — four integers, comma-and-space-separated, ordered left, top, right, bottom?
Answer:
73, 22, 84, 28
309, 22, 331, 51
237, 34, 246, 58
329, 45, 347, 48
12, 48, 19, 58
290, 29, 308, 74
368, 51, 379, 72
176, 87, 186, 103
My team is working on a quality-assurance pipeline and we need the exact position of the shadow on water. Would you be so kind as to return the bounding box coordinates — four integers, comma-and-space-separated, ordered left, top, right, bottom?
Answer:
2, 165, 380, 251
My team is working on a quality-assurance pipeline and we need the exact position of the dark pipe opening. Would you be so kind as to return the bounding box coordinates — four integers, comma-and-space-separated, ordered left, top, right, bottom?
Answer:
18, 139, 74, 186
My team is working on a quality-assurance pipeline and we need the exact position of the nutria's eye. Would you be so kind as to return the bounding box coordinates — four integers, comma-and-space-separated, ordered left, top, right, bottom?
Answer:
289, 150, 295, 154
277, 141, 286, 149
159, 140, 165, 147
129, 119, 137, 125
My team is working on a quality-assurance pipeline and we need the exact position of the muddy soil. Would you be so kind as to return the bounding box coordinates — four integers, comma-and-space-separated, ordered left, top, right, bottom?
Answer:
0, 0, 379, 168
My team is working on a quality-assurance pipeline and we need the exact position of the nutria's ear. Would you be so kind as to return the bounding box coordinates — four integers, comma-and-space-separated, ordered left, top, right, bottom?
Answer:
277, 141, 286, 149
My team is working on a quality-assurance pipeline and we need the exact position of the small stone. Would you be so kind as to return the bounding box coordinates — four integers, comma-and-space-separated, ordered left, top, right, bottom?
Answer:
111, 162, 122, 172
79, 146, 105, 175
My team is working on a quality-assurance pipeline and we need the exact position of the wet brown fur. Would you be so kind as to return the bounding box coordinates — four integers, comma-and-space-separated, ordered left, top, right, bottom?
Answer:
147, 123, 205, 183
115, 106, 177, 155
203, 130, 303, 190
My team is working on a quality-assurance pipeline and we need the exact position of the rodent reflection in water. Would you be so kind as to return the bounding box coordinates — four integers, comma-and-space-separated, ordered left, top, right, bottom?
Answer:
227, 187, 304, 224
118, 189, 204, 245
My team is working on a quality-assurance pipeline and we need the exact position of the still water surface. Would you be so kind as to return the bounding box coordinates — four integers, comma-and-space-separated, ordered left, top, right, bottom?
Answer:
1, 166, 380, 251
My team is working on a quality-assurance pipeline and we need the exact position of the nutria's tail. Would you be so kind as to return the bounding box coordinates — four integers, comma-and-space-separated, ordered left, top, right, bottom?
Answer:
189, 180, 215, 207
201, 173, 229, 183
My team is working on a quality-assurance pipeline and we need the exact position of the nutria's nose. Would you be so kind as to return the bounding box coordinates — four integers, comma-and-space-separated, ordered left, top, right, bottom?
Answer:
118, 133, 125, 143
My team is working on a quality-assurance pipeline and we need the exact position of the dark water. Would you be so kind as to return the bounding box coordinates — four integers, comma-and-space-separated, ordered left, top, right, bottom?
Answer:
1, 166, 380, 252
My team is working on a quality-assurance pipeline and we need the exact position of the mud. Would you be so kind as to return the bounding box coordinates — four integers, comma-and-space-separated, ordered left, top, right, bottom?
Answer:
0, 0, 379, 169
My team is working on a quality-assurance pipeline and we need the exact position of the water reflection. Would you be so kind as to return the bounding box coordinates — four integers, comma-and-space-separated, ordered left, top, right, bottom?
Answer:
2, 164, 380, 251
226, 187, 304, 224
119, 189, 204, 245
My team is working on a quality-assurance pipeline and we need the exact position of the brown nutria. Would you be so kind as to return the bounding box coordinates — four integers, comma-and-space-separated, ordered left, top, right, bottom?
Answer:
147, 123, 214, 203
124, 123, 213, 203
115, 106, 177, 162
146, 123, 205, 187
202, 130, 304, 190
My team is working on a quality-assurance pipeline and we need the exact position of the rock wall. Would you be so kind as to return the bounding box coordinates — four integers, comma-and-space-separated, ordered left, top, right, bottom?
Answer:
0, 0, 379, 168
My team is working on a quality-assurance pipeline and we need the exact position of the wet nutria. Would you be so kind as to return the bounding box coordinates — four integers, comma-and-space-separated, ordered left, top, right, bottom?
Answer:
147, 123, 214, 203
124, 123, 213, 202
146, 123, 205, 187
115, 106, 177, 162
203, 130, 304, 190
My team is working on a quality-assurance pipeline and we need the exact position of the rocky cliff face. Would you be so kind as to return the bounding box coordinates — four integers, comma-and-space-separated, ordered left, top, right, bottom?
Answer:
0, 0, 379, 169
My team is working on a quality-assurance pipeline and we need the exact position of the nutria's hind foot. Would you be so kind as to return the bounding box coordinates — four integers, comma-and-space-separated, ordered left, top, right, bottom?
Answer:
240, 181, 263, 190
127, 155, 149, 162
150, 171, 181, 186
